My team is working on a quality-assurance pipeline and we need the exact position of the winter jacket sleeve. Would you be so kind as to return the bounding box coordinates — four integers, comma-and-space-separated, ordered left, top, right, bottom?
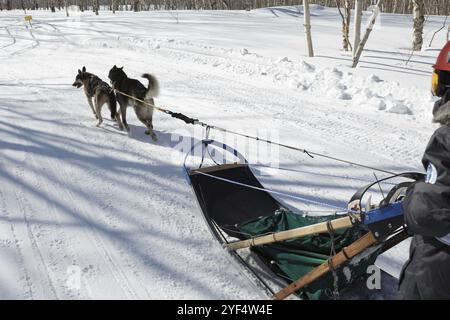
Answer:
402, 182, 450, 237
402, 126, 450, 238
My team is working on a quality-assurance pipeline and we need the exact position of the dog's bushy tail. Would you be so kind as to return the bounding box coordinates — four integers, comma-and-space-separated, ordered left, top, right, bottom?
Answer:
108, 91, 117, 119
142, 73, 159, 98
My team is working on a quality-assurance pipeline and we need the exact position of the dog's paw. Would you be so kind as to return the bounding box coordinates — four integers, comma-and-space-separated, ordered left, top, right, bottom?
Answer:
151, 134, 158, 142
144, 130, 150, 135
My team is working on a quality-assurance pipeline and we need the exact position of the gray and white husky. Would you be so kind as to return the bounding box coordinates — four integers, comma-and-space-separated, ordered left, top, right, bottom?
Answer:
72, 66, 123, 130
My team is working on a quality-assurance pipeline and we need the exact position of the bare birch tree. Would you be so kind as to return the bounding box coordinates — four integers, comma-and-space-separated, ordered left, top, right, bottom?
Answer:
336, 0, 352, 51
352, 0, 381, 68
412, 0, 425, 51
64, 0, 69, 16
353, 0, 363, 56
343, 0, 352, 51
303, 0, 314, 57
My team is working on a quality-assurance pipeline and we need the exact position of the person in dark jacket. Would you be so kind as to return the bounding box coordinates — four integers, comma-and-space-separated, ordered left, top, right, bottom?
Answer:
398, 42, 450, 300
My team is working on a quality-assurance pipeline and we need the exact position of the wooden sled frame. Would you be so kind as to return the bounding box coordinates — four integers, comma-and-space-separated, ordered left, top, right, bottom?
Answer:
184, 139, 425, 300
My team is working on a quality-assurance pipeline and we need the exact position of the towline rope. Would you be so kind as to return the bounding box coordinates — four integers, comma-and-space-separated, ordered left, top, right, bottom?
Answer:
115, 89, 396, 175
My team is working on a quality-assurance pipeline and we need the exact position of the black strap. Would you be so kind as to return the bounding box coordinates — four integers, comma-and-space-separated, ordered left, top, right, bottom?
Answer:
168, 112, 199, 125
326, 219, 340, 300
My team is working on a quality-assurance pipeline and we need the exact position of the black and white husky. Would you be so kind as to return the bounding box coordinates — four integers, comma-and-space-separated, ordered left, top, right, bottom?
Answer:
72, 66, 123, 130
108, 65, 159, 141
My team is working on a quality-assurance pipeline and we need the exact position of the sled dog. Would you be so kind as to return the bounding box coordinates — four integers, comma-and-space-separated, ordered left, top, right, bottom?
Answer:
72, 66, 123, 130
108, 65, 159, 141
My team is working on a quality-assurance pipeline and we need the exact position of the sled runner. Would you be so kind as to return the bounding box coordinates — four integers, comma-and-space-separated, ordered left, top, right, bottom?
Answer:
184, 140, 424, 300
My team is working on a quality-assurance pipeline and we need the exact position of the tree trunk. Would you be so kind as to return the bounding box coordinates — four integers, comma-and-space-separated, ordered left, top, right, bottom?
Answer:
412, 0, 425, 51
65, 0, 69, 16
336, 0, 352, 51
303, 0, 314, 57
352, 0, 381, 68
353, 0, 363, 55
221, 0, 229, 9
133, 0, 140, 11
392, 0, 398, 13
343, 0, 351, 51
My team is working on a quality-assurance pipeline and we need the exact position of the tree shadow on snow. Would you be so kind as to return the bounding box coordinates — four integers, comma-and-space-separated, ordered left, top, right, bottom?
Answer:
0, 99, 232, 298
0, 90, 413, 299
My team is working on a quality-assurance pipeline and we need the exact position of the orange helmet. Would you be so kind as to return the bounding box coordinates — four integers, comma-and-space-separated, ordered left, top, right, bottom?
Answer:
432, 41, 450, 97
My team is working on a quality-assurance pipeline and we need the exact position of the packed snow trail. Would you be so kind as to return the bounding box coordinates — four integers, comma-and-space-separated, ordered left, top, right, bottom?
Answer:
0, 7, 446, 299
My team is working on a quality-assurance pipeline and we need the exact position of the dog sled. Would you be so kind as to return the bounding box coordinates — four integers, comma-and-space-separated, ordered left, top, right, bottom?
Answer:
184, 139, 424, 300
105, 89, 425, 299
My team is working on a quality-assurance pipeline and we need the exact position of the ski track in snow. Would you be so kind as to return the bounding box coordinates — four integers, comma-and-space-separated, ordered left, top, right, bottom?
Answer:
0, 7, 445, 299
24, 82, 139, 299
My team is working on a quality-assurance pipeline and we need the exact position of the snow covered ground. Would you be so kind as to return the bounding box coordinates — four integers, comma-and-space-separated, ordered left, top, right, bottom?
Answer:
0, 6, 447, 299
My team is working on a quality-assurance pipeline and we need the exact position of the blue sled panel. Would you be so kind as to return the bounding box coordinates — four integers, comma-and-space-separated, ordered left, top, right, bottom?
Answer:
363, 202, 404, 225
